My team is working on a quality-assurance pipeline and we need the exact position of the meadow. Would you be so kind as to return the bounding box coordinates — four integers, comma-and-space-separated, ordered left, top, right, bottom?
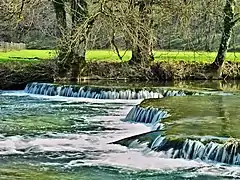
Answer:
1, 49, 240, 63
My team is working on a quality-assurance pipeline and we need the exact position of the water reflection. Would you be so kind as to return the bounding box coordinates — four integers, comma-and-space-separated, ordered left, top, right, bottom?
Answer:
217, 96, 231, 137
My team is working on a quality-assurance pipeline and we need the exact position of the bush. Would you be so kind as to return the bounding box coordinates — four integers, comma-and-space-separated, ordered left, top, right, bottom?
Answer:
26, 39, 57, 50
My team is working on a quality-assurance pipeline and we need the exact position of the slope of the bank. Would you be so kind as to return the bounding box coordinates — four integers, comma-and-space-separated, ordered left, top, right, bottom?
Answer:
1, 61, 240, 90
0, 61, 54, 90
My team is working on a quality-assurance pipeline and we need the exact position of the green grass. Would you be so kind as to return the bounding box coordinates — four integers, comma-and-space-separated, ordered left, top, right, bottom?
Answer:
153, 51, 240, 63
1, 49, 240, 63
0, 50, 56, 63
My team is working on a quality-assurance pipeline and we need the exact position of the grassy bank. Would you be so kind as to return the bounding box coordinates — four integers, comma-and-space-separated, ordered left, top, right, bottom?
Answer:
0, 50, 56, 62
1, 49, 240, 63
0, 61, 54, 90
1, 50, 240, 90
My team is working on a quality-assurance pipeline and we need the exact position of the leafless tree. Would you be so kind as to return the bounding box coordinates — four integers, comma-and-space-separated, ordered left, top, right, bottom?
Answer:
212, 0, 240, 76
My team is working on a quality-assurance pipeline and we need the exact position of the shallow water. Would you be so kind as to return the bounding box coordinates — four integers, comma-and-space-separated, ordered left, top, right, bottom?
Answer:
141, 95, 240, 138
0, 90, 239, 179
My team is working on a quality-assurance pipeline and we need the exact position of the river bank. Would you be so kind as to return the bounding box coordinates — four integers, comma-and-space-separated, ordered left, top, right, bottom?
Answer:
0, 60, 240, 90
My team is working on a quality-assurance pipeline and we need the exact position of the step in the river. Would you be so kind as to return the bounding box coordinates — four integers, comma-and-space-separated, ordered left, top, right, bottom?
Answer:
126, 95, 240, 136
114, 131, 240, 165
124, 105, 169, 130
24, 82, 202, 100
150, 135, 240, 165
118, 95, 240, 165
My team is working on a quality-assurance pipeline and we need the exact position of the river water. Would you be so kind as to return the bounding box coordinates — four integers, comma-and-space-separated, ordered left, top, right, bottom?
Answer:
0, 84, 239, 179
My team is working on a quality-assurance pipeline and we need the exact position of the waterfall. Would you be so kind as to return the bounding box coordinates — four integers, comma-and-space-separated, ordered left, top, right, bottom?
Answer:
150, 136, 240, 165
125, 106, 169, 130
24, 82, 189, 100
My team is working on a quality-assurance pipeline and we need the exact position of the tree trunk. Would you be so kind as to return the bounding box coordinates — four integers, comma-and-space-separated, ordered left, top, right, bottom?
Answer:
52, 0, 67, 37
130, 44, 154, 65
212, 0, 237, 72
129, 1, 154, 65
53, 0, 88, 81
68, 0, 88, 81
52, 0, 68, 78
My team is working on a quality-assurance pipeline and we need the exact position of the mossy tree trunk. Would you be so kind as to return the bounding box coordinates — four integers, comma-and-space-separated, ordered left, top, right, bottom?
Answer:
129, 0, 154, 65
52, 0, 68, 78
212, 0, 239, 76
53, 0, 88, 81
68, 0, 88, 81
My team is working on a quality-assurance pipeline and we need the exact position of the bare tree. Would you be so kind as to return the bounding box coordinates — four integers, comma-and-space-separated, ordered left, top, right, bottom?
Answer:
129, 0, 154, 65
52, 0, 67, 37
52, 0, 91, 81
212, 0, 240, 75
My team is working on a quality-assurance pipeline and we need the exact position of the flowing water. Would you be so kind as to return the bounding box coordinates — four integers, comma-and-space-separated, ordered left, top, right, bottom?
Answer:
0, 82, 240, 179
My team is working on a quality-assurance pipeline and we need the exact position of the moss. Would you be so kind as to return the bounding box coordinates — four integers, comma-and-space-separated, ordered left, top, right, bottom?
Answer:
164, 135, 228, 145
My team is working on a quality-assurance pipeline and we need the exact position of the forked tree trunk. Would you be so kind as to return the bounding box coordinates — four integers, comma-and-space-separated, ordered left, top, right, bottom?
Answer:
212, 0, 238, 73
53, 0, 88, 81
129, 1, 154, 65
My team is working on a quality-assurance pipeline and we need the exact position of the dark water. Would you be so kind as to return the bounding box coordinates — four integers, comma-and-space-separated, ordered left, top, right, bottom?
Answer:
0, 88, 239, 179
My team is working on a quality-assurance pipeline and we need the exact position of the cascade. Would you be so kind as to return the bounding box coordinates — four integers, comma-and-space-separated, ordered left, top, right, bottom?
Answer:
120, 94, 240, 166
125, 106, 169, 130
24, 82, 189, 100
150, 136, 240, 165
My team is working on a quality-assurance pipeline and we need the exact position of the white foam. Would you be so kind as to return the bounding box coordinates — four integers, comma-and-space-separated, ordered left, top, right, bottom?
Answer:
1, 91, 26, 96
0, 123, 151, 155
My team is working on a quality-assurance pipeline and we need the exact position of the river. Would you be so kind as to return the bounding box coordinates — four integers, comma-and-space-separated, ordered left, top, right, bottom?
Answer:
0, 82, 239, 179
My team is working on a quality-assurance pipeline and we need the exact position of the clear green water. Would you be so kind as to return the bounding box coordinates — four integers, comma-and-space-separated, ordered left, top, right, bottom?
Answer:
0, 90, 239, 179
141, 95, 240, 139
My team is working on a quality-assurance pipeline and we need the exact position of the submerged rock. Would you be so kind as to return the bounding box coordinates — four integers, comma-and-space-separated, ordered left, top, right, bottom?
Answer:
114, 130, 240, 165
112, 131, 161, 148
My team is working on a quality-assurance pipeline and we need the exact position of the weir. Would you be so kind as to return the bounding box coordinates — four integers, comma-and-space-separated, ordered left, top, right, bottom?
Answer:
119, 95, 240, 166
24, 82, 191, 100
124, 105, 169, 130
150, 136, 240, 165
23, 82, 240, 166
